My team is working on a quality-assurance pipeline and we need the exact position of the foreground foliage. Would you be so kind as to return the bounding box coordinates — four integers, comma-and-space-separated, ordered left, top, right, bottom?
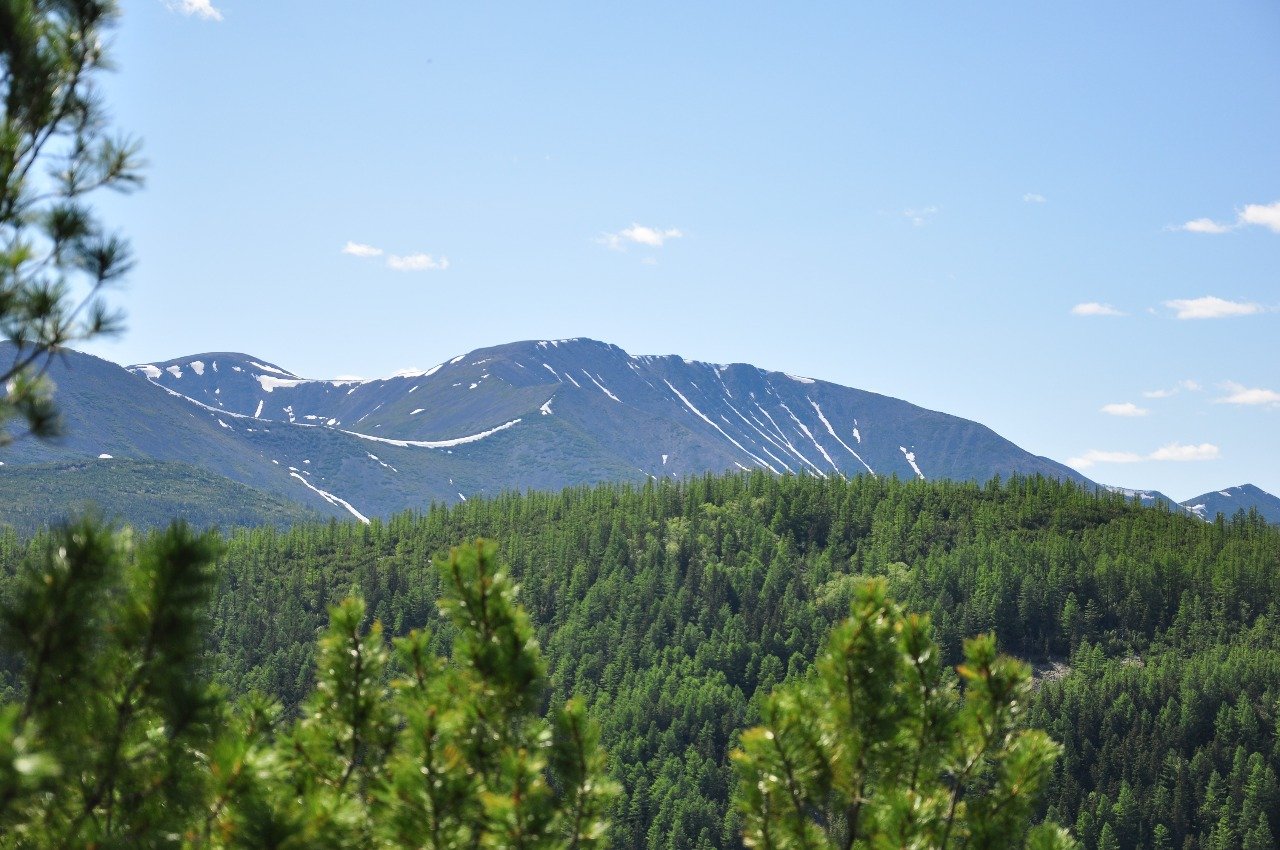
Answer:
0, 529, 616, 847
733, 579, 1073, 849
3, 472, 1278, 849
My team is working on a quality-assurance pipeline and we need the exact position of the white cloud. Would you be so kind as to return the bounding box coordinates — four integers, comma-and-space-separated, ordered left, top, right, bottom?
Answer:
166, 0, 223, 21
903, 206, 939, 226
1172, 200, 1280, 234
1148, 442, 1220, 462
1238, 201, 1280, 233
1215, 382, 1280, 407
1101, 402, 1148, 417
1174, 218, 1232, 234
342, 241, 383, 258
1164, 296, 1265, 320
1022, 193, 1047, 204
387, 253, 449, 272
1066, 450, 1144, 469
598, 223, 683, 251
1067, 441, 1220, 469
1071, 302, 1125, 317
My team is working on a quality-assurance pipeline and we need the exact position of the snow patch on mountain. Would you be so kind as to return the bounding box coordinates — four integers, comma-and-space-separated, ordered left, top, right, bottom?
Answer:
342, 418, 522, 449
809, 399, 875, 476
257, 375, 307, 393
290, 471, 369, 524
248, 360, 295, 377
583, 370, 621, 403
752, 402, 825, 476
900, 447, 925, 480
779, 402, 839, 476
664, 379, 776, 472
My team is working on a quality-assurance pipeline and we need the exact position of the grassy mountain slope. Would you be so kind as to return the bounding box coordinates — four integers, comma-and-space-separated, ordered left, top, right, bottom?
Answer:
0, 458, 322, 532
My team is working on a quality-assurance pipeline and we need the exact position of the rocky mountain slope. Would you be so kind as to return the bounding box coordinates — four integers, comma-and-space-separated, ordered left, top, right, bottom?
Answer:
2, 337, 1118, 527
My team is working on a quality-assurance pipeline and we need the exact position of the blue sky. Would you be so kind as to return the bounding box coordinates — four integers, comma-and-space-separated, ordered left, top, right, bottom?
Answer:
85, 1, 1278, 501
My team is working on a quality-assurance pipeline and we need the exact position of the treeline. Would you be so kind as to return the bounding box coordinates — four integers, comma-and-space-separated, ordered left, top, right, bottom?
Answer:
2, 472, 1278, 849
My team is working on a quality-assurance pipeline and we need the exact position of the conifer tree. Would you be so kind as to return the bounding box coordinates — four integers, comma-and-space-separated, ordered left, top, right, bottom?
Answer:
1, 0, 141, 443
731, 578, 1075, 849
0, 518, 223, 846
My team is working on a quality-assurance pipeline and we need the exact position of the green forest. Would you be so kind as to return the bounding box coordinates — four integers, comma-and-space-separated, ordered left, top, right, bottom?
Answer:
2, 472, 1277, 849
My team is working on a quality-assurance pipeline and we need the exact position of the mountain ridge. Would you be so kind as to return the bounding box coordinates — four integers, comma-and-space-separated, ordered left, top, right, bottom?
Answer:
7, 337, 1272, 529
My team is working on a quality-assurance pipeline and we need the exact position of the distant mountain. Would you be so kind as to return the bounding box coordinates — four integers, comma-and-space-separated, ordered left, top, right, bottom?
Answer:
1, 343, 358, 525
3, 337, 1098, 528
1180, 484, 1280, 524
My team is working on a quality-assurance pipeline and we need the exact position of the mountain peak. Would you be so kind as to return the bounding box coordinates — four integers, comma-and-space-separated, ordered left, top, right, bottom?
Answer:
129, 353, 299, 382
1180, 484, 1280, 524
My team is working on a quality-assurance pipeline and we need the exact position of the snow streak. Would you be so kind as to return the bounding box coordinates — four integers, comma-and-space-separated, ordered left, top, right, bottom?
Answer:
290, 471, 370, 524
663, 380, 776, 472
809, 399, 875, 475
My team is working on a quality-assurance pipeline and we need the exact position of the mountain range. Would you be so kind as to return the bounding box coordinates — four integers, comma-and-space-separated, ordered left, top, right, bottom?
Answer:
1, 338, 1274, 529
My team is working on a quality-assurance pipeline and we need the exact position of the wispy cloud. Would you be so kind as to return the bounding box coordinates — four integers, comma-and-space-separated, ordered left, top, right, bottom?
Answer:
903, 206, 939, 227
1066, 450, 1144, 468
1171, 200, 1280, 234
1022, 193, 1047, 204
1101, 402, 1148, 417
387, 253, 449, 272
1215, 382, 1280, 407
1143, 379, 1201, 399
166, 0, 223, 21
1071, 302, 1125, 317
1067, 441, 1220, 469
341, 241, 383, 258
342, 242, 448, 271
1164, 296, 1265, 320
598, 224, 683, 251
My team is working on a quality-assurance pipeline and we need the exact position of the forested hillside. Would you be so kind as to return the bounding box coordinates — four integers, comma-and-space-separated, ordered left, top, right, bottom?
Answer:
2, 473, 1277, 849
